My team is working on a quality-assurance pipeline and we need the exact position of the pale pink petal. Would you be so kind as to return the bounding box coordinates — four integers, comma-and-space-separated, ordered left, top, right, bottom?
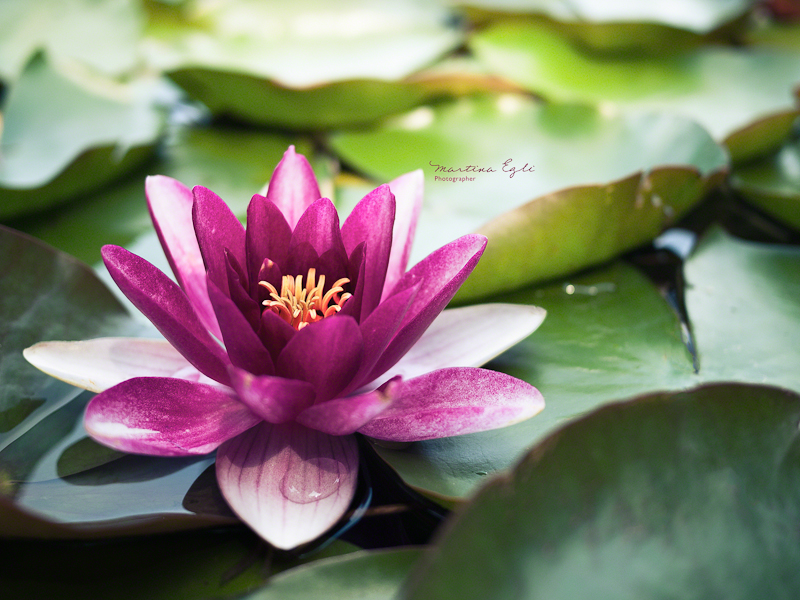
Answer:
384, 304, 547, 381
266, 146, 322, 229
146, 175, 223, 340
382, 169, 423, 300
85, 378, 260, 456
296, 380, 399, 435
358, 367, 544, 442
22, 338, 217, 393
216, 422, 358, 549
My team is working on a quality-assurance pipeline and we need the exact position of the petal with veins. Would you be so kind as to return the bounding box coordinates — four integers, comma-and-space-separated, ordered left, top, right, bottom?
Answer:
369, 234, 487, 380
102, 245, 232, 385
296, 379, 399, 435
266, 145, 322, 229
85, 377, 260, 456
146, 175, 222, 340
228, 367, 316, 424
216, 422, 358, 550
382, 169, 423, 300
385, 304, 547, 381
358, 367, 544, 442
23, 338, 215, 393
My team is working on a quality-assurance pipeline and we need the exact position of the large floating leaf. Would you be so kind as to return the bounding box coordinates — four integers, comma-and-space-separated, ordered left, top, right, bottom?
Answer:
12, 128, 311, 266
374, 228, 800, 500
402, 383, 800, 600
142, 0, 463, 128
241, 548, 422, 600
0, 56, 164, 219
454, 0, 754, 33
330, 95, 727, 293
0, 226, 137, 451
470, 19, 800, 160
0, 0, 143, 82
731, 137, 800, 230
0, 226, 231, 537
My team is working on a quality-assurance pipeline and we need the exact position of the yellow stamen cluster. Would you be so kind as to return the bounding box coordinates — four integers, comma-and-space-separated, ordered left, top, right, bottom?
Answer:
259, 268, 351, 330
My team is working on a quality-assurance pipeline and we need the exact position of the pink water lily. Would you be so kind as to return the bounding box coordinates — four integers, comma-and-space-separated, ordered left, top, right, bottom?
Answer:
24, 147, 545, 549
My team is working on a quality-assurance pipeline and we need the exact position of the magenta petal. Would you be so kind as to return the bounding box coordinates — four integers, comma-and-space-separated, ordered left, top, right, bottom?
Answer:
146, 176, 222, 340
368, 234, 487, 381
85, 377, 260, 456
382, 169, 423, 301
266, 145, 322, 229
102, 245, 231, 385
207, 280, 274, 376
192, 185, 246, 297
346, 283, 419, 393
216, 422, 358, 549
259, 309, 298, 361
277, 316, 363, 402
296, 381, 398, 435
228, 367, 315, 424
245, 194, 292, 293
358, 367, 544, 442
341, 184, 395, 320
288, 198, 347, 269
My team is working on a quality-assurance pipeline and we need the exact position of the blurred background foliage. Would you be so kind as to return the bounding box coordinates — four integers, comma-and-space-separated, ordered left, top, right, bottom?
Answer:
2, 1, 800, 598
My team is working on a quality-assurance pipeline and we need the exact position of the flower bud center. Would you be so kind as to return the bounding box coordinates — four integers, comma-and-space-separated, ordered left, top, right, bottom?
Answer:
259, 268, 351, 330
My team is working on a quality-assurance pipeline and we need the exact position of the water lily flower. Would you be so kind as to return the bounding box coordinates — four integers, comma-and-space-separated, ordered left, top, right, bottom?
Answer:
24, 147, 545, 549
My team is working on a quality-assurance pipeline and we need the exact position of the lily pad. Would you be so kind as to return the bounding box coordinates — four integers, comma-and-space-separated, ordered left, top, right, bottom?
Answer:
731, 137, 800, 230
0, 56, 164, 219
402, 383, 800, 600
374, 227, 800, 500
241, 548, 422, 600
12, 128, 312, 266
0, 226, 138, 451
469, 19, 800, 160
0, 0, 143, 82
453, 0, 754, 33
142, 0, 463, 128
330, 95, 727, 289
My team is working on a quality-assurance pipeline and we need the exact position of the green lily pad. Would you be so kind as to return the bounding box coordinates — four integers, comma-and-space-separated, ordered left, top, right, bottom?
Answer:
454, 0, 754, 33
0, 0, 143, 82
240, 548, 422, 600
0, 226, 231, 537
731, 137, 800, 230
0, 56, 164, 219
0, 226, 138, 451
374, 228, 800, 500
12, 128, 312, 266
402, 383, 800, 600
142, 0, 463, 128
330, 95, 727, 291
469, 19, 800, 160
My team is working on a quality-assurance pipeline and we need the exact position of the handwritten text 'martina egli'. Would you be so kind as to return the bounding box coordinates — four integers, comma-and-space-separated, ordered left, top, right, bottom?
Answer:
428, 159, 534, 179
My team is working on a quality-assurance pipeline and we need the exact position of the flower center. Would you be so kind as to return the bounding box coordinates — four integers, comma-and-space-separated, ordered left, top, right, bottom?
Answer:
259, 267, 351, 330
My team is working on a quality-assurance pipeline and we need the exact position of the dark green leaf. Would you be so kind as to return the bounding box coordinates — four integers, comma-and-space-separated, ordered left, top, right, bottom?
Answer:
731, 137, 800, 230
241, 548, 422, 600
402, 384, 800, 600
376, 228, 800, 500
